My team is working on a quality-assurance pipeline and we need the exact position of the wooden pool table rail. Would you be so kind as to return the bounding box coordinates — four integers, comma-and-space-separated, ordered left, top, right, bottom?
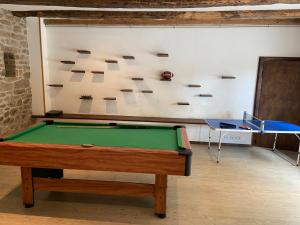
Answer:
0, 142, 189, 175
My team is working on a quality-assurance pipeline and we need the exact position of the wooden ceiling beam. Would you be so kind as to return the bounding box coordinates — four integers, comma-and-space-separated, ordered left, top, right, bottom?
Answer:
43, 18, 300, 26
13, 10, 300, 19
4, 0, 300, 9
12, 10, 300, 25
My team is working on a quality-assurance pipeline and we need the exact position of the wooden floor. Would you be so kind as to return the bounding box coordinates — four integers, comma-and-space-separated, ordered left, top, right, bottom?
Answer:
0, 144, 300, 225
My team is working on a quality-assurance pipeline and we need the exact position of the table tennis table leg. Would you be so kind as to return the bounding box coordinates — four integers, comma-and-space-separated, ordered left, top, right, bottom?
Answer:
217, 131, 222, 163
296, 134, 300, 166
272, 133, 278, 151
208, 128, 211, 149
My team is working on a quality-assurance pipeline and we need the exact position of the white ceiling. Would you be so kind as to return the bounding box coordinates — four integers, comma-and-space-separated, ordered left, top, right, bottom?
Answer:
1, 3, 300, 11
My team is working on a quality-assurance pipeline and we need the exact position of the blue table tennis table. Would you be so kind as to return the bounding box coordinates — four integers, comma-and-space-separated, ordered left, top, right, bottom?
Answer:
206, 112, 300, 165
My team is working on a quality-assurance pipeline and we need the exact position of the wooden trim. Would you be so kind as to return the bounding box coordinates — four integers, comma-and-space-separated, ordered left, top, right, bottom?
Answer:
44, 18, 300, 26
38, 18, 46, 114
254, 57, 264, 117
32, 114, 206, 124
33, 178, 154, 197
8, 1, 300, 9
0, 142, 187, 175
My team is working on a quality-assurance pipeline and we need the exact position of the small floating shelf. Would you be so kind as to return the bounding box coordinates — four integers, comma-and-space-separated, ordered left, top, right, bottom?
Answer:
120, 89, 133, 92
105, 60, 118, 64
45, 110, 63, 117
160, 78, 172, 81
157, 53, 169, 57
77, 50, 91, 54
45, 110, 64, 118
91, 71, 104, 74
177, 102, 190, 105
132, 77, 144, 81
221, 76, 236, 79
80, 95, 93, 100
71, 70, 85, 74
104, 97, 117, 100
141, 90, 154, 93
48, 84, 63, 87
61, 60, 75, 64
199, 94, 213, 97
188, 84, 201, 88
123, 56, 135, 60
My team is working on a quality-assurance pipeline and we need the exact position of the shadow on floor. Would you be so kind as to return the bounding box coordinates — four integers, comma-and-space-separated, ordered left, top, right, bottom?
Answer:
0, 179, 180, 224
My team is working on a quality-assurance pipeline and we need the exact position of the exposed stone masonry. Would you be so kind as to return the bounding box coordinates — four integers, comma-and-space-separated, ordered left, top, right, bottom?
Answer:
0, 9, 33, 135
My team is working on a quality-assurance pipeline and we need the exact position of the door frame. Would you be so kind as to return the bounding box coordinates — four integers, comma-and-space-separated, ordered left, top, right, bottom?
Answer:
253, 57, 300, 117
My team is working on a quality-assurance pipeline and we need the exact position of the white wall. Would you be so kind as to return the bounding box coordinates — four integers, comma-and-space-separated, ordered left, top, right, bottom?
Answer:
29, 25, 300, 143
43, 26, 300, 119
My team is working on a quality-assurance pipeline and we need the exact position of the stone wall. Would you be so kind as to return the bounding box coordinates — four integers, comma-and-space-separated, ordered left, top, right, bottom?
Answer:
0, 9, 33, 135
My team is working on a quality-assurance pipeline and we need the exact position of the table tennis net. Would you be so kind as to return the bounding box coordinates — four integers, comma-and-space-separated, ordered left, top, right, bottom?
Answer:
243, 112, 265, 131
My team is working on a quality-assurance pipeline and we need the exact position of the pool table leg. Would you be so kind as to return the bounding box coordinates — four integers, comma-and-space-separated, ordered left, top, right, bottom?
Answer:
21, 167, 34, 208
154, 174, 167, 218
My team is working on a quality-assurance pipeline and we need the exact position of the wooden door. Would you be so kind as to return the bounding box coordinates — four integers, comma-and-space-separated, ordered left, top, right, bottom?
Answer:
253, 57, 300, 151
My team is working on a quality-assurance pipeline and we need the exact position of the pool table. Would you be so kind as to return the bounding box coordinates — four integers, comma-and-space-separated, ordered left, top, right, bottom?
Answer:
0, 120, 192, 218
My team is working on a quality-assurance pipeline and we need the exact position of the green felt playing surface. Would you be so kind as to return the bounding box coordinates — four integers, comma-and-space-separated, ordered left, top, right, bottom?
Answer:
5, 122, 183, 151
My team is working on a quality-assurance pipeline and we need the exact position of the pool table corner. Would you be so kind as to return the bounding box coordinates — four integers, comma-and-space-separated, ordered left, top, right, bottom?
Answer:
177, 127, 192, 176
